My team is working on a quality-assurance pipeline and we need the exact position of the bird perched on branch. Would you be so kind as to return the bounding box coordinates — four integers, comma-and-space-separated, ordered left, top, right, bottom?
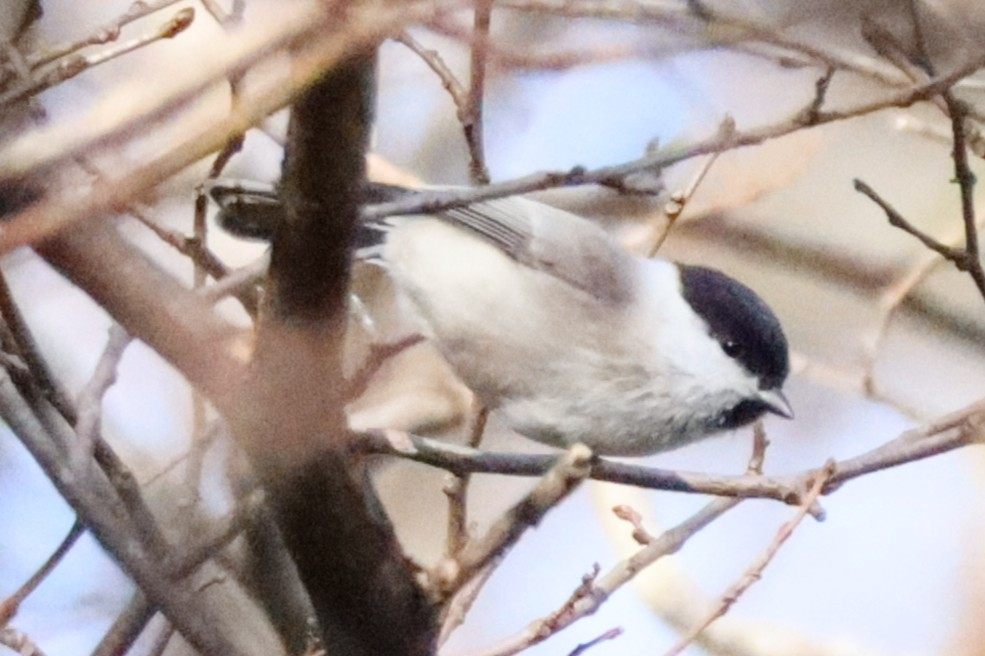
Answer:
212, 182, 792, 456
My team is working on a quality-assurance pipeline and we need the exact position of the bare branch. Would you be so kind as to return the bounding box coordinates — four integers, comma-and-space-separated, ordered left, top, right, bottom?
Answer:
567, 627, 624, 655
352, 428, 807, 504
438, 562, 496, 646
648, 142, 725, 257
36, 220, 245, 410
74, 324, 130, 449
364, 57, 985, 222
0, 370, 279, 655
0, 270, 75, 421
396, 29, 468, 110
499, 0, 911, 86
465, 0, 493, 184
356, 395, 985, 512
663, 461, 835, 656
444, 404, 490, 559
942, 90, 985, 299
432, 443, 593, 601
12, 0, 185, 73
853, 179, 967, 260
0, 1, 437, 249
0, 8, 195, 107
90, 593, 156, 656
473, 497, 741, 656
0, 627, 48, 656
0, 517, 84, 625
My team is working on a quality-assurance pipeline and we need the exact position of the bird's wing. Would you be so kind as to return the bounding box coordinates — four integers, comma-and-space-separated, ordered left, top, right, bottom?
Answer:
438, 195, 636, 306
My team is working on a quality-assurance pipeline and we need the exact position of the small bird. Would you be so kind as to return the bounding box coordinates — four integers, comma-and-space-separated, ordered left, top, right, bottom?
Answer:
212, 183, 793, 456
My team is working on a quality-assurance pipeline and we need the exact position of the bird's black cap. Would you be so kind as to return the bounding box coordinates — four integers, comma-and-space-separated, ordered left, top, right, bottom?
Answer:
677, 264, 789, 391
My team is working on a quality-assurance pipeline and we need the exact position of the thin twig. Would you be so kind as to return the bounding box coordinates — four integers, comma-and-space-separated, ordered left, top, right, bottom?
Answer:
0, 517, 85, 625
0, 627, 48, 656
465, 0, 493, 184
185, 127, 243, 501
395, 27, 490, 183
853, 179, 966, 260
362, 57, 985, 223
861, 245, 948, 397
499, 0, 911, 87
473, 497, 741, 656
15, 0, 184, 72
942, 90, 985, 300
469, 428, 770, 656
357, 394, 985, 511
0, 270, 75, 422
431, 443, 594, 601
90, 593, 156, 656
436, 405, 492, 644
344, 335, 426, 401
662, 460, 835, 656
648, 147, 723, 257
437, 561, 496, 646
396, 30, 468, 109
73, 325, 172, 559
567, 627, 624, 655
352, 428, 810, 508
0, 8, 195, 107
74, 324, 131, 449
795, 65, 835, 125
445, 404, 489, 557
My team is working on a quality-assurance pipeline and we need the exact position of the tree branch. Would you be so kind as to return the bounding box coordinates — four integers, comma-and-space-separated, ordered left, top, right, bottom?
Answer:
356, 396, 985, 510
362, 56, 985, 221
231, 53, 438, 655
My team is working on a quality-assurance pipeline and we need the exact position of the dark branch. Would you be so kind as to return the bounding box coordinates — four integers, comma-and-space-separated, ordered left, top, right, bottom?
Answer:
235, 53, 438, 655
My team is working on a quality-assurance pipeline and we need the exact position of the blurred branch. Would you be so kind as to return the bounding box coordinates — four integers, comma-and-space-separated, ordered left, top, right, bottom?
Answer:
647, 147, 723, 257
73, 324, 130, 449
396, 29, 469, 110
474, 497, 741, 656
231, 52, 438, 655
363, 55, 985, 221
344, 334, 425, 401
0, 517, 84, 626
357, 394, 985, 510
0, 8, 195, 107
395, 24, 490, 184
431, 443, 593, 602
468, 430, 769, 655
465, 0, 493, 184
6, 0, 184, 75
0, 369, 275, 655
36, 220, 245, 408
90, 593, 156, 656
441, 405, 487, 568
499, 0, 911, 86
0, 627, 47, 656
567, 628, 624, 655
663, 461, 834, 656
0, 270, 75, 421
0, 1, 436, 249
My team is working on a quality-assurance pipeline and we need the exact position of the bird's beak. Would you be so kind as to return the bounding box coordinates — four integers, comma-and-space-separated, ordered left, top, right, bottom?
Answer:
758, 389, 794, 419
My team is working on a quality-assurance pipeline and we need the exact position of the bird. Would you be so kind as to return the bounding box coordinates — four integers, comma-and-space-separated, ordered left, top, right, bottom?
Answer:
211, 182, 793, 457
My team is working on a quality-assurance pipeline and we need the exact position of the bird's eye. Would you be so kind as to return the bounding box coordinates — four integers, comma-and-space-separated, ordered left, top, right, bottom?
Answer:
722, 340, 742, 358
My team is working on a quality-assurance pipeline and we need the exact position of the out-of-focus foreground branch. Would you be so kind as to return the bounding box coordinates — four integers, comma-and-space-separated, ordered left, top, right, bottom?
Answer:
228, 51, 438, 654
